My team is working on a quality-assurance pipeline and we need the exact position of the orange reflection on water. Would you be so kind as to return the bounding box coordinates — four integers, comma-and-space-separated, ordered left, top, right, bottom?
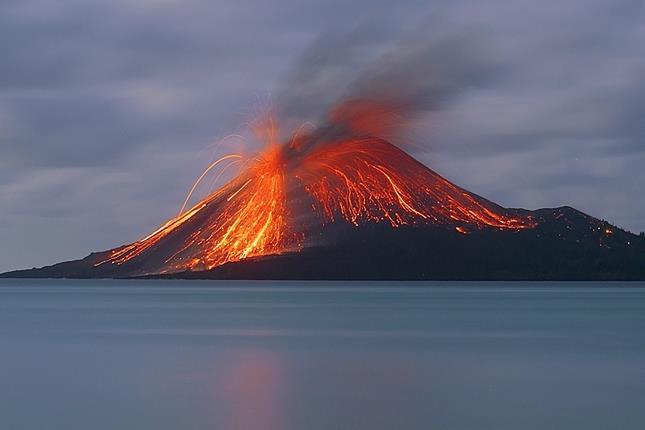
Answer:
218, 350, 284, 430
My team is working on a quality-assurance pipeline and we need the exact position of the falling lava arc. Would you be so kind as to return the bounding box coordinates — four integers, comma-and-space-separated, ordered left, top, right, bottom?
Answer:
90, 132, 536, 277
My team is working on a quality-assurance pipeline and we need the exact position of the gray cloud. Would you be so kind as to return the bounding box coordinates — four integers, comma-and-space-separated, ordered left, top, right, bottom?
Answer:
1, 0, 644, 272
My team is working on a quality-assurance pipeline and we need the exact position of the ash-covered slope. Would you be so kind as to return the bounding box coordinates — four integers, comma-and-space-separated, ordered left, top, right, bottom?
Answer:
3, 138, 644, 280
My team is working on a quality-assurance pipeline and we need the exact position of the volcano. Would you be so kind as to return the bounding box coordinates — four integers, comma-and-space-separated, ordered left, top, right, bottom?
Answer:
4, 129, 644, 280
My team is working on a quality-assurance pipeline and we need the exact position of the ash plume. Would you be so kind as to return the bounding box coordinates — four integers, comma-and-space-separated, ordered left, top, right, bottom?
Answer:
275, 24, 498, 145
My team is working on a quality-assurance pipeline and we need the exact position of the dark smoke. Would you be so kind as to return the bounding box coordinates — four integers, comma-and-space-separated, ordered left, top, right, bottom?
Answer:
275, 22, 500, 145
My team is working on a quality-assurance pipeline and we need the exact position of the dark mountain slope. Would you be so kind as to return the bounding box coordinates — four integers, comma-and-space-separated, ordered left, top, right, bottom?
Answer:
4, 206, 644, 280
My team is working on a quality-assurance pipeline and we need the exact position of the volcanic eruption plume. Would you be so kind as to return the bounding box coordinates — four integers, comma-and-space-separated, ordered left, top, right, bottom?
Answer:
95, 34, 536, 276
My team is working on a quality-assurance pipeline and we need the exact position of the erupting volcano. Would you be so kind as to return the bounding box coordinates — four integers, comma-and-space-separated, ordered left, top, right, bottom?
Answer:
87, 103, 536, 277
3, 99, 644, 280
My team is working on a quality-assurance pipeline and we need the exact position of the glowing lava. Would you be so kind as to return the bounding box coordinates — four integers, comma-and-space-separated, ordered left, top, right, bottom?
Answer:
293, 136, 532, 229
96, 110, 535, 275
97, 141, 303, 272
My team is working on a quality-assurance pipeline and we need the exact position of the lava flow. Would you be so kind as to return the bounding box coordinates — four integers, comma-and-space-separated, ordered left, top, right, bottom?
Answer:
292, 136, 531, 229
95, 103, 535, 275
96, 140, 302, 273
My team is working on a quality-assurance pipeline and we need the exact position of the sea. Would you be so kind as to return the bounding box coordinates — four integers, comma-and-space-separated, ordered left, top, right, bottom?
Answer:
1, 280, 644, 430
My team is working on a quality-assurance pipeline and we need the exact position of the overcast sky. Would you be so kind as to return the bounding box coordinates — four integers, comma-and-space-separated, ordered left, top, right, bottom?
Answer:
1, 0, 644, 272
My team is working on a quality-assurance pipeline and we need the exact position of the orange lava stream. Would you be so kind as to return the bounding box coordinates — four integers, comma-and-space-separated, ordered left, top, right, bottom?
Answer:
295, 137, 534, 230
177, 150, 297, 271
96, 144, 300, 272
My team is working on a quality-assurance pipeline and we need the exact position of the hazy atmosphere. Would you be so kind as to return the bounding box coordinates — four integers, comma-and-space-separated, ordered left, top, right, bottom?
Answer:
2, 0, 644, 272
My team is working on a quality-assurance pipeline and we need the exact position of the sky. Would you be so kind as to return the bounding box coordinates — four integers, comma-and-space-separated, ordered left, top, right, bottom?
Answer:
1, 0, 644, 272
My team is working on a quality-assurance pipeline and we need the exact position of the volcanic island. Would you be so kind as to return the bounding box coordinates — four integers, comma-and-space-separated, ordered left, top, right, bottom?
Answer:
3, 105, 644, 280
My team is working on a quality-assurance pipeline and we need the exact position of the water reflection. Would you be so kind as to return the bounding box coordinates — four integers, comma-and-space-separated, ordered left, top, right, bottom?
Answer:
217, 350, 284, 430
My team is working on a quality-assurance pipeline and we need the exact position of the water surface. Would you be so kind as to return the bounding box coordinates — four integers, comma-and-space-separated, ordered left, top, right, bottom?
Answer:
1, 280, 644, 429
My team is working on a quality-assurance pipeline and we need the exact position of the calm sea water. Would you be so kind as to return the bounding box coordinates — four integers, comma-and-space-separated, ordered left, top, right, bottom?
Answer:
1, 280, 644, 430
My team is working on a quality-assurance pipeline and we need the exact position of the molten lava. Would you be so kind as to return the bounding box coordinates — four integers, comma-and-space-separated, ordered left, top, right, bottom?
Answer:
96, 108, 535, 275
97, 142, 302, 272
293, 137, 531, 229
